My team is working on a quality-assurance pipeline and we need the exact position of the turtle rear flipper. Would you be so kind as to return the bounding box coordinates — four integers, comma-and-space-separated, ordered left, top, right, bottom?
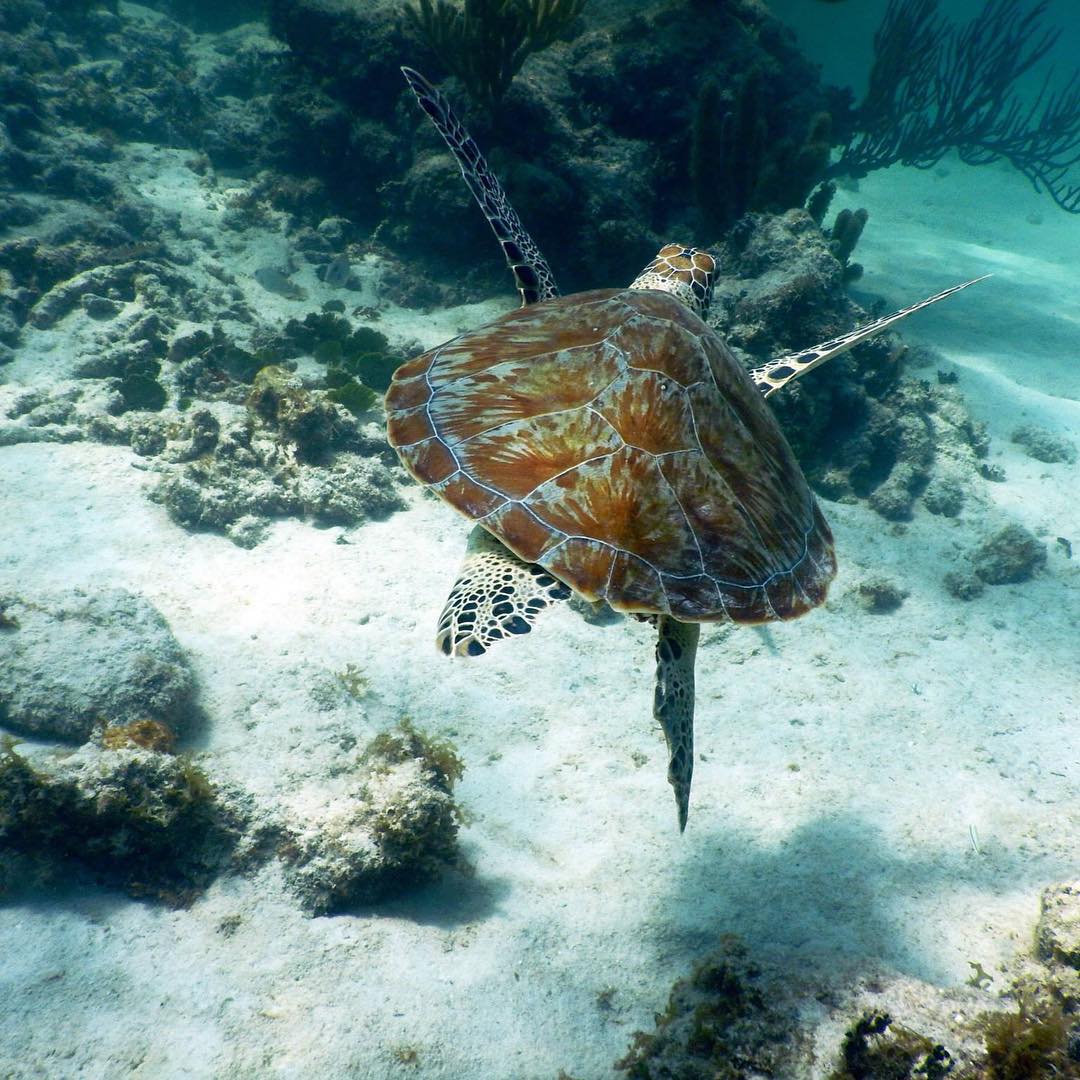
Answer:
437, 525, 571, 657
653, 617, 701, 832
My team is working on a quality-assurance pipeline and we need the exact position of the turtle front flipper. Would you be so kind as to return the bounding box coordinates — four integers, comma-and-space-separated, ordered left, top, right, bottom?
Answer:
401, 67, 559, 307
749, 275, 990, 398
653, 616, 701, 833
437, 525, 571, 657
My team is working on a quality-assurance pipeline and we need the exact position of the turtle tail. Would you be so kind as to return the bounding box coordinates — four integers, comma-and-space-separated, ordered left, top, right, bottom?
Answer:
653, 617, 701, 832
401, 67, 559, 307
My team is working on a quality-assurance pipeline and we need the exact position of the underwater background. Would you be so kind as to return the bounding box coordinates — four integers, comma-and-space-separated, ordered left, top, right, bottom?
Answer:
0, 0, 1078, 1076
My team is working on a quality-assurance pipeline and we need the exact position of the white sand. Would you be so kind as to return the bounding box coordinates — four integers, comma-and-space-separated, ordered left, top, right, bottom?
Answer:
1, 139, 1079, 1078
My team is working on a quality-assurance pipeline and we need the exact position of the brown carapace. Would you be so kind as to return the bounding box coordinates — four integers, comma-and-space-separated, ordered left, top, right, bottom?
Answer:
386, 283, 835, 627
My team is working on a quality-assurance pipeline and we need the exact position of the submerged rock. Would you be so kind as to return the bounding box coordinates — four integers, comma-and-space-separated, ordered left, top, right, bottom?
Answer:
1037, 882, 1080, 971
279, 722, 465, 916
0, 741, 243, 906
854, 575, 908, 614
1011, 423, 1077, 465
0, 588, 196, 743
971, 523, 1047, 585
943, 568, 985, 601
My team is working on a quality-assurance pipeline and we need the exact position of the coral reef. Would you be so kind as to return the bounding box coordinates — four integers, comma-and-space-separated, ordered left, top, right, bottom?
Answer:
690, 69, 832, 234
831, 0, 1080, 213
146, 392, 404, 546
270, 0, 830, 292
0, 588, 196, 743
405, 0, 588, 107
278, 722, 466, 915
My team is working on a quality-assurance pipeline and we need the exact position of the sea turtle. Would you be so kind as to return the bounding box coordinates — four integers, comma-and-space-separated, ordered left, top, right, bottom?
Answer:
387, 68, 984, 830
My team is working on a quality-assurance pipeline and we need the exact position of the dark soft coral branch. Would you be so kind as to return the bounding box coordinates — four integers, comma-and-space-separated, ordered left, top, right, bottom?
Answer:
830, 0, 1080, 212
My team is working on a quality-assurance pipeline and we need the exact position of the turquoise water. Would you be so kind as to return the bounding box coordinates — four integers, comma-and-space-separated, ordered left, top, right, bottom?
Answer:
1, 2, 1078, 1076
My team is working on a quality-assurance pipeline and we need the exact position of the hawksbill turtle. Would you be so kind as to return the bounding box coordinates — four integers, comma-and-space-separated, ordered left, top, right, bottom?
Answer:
386, 67, 984, 830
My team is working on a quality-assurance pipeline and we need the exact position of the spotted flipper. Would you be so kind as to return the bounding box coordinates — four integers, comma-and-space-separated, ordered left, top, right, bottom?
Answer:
653, 616, 701, 832
749, 275, 990, 397
437, 525, 572, 657
401, 66, 558, 307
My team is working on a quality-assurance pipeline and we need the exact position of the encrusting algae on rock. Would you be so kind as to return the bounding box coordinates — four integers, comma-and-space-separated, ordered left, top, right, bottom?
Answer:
278, 720, 467, 915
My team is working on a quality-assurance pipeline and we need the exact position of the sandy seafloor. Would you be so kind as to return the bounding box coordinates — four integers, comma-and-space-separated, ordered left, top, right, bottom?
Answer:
1, 127, 1079, 1077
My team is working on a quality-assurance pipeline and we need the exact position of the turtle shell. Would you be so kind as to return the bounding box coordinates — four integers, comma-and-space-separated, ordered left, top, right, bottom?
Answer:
385, 287, 836, 624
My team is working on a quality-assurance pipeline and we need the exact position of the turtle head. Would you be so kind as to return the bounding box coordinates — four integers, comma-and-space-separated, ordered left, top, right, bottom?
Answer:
629, 244, 715, 318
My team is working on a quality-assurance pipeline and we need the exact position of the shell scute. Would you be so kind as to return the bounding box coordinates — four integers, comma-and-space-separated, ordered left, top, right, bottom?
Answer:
408, 436, 458, 485
607, 551, 669, 614
430, 471, 506, 519
484, 501, 559, 563
657, 574, 721, 621
528, 446, 701, 577
428, 344, 622, 445
592, 370, 698, 455
612, 307, 708, 387
426, 289, 625, 390
386, 406, 435, 449
384, 372, 431, 412
538, 538, 615, 603
454, 408, 622, 501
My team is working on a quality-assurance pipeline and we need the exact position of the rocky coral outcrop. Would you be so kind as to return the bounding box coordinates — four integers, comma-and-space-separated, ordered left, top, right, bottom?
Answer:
710, 211, 990, 521
971, 523, 1047, 585
611, 880, 1080, 1078
0, 719, 467, 914
0, 740, 244, 905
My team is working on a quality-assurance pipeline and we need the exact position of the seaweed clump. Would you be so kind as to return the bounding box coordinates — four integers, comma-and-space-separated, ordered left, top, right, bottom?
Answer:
829, 1012, 952, 1079
981, 1000, 1077, 1080
282, 306, 403, 394
614, 937, 800, 1079
99, 718, 177, 754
